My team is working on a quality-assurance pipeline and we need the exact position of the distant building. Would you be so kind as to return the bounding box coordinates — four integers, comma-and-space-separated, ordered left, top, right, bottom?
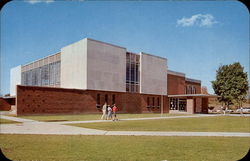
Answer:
1, 38, 215, 115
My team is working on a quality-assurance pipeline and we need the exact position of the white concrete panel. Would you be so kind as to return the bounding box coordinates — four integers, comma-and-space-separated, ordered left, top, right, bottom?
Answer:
86, 39, 126, 92
10, 65, 22, 96
60, 38, 87, 89
140, 52, 167, 95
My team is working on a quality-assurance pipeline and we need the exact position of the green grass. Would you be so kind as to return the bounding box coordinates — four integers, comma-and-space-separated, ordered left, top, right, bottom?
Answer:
17, 113, 186, 122
0, 118, 20, 124
0, 134, 249, 161
70, 116, 250, 132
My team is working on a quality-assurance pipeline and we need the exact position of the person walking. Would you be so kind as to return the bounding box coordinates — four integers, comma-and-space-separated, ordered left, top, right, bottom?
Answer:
240, 106, 244, 117
225, 107, 228, 115
112, 104, 118, 121
101, 102, 107, 120
107, 105, 113, 120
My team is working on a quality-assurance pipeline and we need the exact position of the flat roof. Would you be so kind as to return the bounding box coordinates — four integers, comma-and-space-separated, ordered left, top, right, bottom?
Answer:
0, 96, 16, 99
168, 94, 218, 98
22, 52, 60, 67
185, 78, 201, 84
140, 52, 167, 60
86, 38, 127, 50
168, 70, 185, 77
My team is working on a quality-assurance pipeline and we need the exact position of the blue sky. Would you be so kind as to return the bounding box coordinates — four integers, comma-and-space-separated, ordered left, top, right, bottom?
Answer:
0, 0, 249, 95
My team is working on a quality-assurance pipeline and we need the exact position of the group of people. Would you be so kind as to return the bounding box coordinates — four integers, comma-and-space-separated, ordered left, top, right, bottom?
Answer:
220, 106, 245, 116
101, 102, 118, 121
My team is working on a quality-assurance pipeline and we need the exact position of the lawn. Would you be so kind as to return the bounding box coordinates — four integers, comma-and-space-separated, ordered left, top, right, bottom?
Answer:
17, 113, 185, 122
0, 118, 20, 124
0, 134, 249, 161
69, 116, 250, 132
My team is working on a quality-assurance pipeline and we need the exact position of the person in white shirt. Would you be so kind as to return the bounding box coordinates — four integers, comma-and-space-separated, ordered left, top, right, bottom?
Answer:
107, 105, 113, 120
101, 102, 107, 120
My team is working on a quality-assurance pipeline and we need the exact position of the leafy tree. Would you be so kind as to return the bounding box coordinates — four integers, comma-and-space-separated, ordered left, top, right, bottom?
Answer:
211, 62, 249, 108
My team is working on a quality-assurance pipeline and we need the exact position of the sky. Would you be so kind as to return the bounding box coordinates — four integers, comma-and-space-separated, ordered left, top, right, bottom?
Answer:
0, 0, 249, 95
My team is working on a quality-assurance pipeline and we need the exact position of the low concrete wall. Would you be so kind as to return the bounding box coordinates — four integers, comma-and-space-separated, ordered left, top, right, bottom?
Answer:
16, 85, 169, 116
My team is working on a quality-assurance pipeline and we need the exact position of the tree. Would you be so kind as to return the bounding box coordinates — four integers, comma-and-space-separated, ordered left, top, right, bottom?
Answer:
211, 62, 249, 108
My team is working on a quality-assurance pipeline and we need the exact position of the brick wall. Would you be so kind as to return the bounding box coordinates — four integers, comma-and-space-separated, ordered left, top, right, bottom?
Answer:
16, 85, 169, 116
185, 81, 201, 94
0, 97, 15, 111
167, 74, 185, 95
0, 98, 11, 111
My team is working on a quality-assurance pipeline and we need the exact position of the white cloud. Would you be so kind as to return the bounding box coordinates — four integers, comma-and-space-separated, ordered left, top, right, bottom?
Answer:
177, 14, 218, 27
25, 0, 55, 4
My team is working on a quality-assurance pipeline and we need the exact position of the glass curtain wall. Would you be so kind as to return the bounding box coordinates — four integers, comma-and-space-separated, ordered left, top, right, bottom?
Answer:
126, 52, 140, 93
21, 53, 61, 87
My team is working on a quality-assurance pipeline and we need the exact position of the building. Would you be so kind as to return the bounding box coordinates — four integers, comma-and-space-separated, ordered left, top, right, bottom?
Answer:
1, 38, 214, 115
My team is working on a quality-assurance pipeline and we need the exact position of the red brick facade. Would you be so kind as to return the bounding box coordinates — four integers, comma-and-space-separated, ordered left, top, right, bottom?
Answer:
6, 73, 207, 115
185, 80, 201, 94
0, 97, 15, 111
167, 74, 186, 95
167, 73, 201, 95
16, 85, 168, 116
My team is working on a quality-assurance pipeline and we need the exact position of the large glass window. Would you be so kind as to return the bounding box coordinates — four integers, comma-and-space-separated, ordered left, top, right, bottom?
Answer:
126, 52, 140, 93
21, 54, 61, 87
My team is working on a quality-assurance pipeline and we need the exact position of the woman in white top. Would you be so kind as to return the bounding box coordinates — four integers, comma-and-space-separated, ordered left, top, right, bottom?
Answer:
107, 105, 112, 120
101, 103, 107, 120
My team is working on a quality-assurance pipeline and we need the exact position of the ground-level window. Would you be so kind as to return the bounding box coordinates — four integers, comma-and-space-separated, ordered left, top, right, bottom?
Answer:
147, 97, 150, 108
157, 97, 160, 108
170, 98, 178, 110
105, 94, 108, 104
112, 94, 115, 105
96, 94, 101, 108
179, 99, 187, 111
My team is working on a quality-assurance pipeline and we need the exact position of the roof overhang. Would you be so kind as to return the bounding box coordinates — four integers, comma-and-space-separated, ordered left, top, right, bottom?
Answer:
168, 94, 218, 98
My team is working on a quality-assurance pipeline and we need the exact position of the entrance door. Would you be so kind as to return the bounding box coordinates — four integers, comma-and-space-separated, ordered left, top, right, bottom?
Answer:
170, 98, 178, 110
179, 99, 187, 111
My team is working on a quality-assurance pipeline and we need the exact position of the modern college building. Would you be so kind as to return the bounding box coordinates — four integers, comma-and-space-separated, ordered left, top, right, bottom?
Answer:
0, 38, 214, 115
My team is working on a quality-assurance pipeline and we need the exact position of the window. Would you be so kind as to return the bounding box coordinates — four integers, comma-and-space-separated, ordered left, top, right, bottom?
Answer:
41, 65, 49, 85
112, 94, 115, 105
147, 97, 150, 108
157, 97, 160, 108
21, 59, 61, 87
152, 97, 155, 107
97, 94, 101, 104
96, 94, 101, 108
191, 86, 196, 94
105, 94, 108, 104
126, 52, 140, 93
170, 98, 178, 110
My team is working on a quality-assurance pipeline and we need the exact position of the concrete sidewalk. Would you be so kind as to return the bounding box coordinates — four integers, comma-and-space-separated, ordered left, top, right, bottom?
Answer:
0, 122, 106, 135
52, 114, 221, 124
0, 115, 39, 123
1, 122, 249, 137
50, 114, 250, 125
1, 114, 249, 137
106, 131, 250, 137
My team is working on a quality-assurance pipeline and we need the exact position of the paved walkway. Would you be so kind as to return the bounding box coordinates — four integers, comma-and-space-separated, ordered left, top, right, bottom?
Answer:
1, 114, 249, 137
51, 114, 224, 124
